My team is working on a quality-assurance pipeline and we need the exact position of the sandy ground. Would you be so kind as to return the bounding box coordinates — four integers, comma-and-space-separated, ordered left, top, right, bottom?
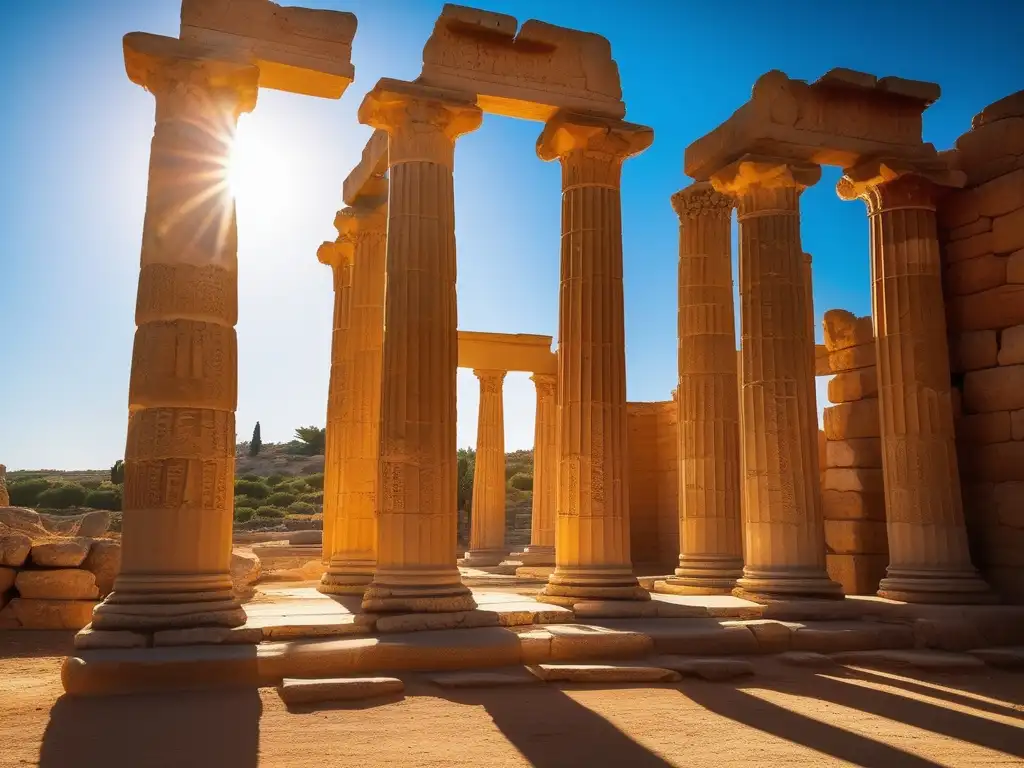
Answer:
1, 632, 1022, 768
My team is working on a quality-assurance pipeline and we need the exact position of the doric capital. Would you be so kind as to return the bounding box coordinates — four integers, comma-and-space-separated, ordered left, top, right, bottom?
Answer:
537, 111, 653, 167
710, 155, 821, 197
333, 202, 388, 245
670, 182, 734, 221
836, 156, 965, 215
531, 373, 557, 397
358, 78, 482, 168
123, 32, 259, 117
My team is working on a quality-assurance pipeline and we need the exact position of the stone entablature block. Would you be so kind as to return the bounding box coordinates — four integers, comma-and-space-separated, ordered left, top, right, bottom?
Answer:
685, 69, 940, 181
417, 4, 624, 121
343, 130, 388, 206
457, 331, 556, 374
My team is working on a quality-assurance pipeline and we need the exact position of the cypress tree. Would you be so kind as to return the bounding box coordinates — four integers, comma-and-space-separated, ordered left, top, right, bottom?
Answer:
249, 422, 262, 456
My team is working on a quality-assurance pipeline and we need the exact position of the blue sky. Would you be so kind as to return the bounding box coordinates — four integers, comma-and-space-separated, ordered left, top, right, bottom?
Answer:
1, 0, 1021, 471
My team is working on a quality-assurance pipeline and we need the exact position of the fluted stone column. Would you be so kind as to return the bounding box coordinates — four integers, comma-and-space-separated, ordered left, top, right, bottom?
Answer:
461, 369, 508, 567
320, 197, 388, 594
712, 157, 842, 601
92, 34, 258, 631
536, 112, 653, 606
656, 182, 743, 595
358, 80, 482, 613
838, 160, 992, 603
514, 373, 558, 566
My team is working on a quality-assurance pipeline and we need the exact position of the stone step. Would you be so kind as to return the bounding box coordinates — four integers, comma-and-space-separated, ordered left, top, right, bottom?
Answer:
278, 676, 403, 705
427, 667, 541, 688
528, 663, 680, 683
518, 623, 653, 663
969, 646, 1024, 669
830, 649, 986, 672
648, 655, 755, 681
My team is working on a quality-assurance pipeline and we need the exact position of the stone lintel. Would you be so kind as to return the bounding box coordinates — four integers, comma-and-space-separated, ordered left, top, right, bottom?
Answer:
710, 155, 822, 197
836, 156, 966, 203
684, 69, 940, 181
458, 330, 556, 375
536, 110, 653, 162
417, 4, 625, 122
179, 0, 356, 99
342, 130, 389, 206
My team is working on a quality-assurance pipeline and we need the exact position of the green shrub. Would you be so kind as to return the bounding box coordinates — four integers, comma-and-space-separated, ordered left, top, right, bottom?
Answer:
281, 479, 310, 494
267, 491, 297, 507
233, 479, 270, 499
8, 477, 52, 506
267, 474, 287, 487
84, 487, 122, 511
298, 492, 324, 505
240, 474, 263, 483
234, 494, 262, 510
288, 501, 317, 515
255, 506, 287, 519
509, 472, 533, 491
304, 473, 324, 490
80, 479, 103, 490
36, 483, 88, 510
234, 507, 255, 522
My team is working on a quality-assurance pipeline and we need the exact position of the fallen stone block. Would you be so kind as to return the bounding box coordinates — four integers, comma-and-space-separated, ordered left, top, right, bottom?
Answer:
823, 310, 873, 352
428, 668, 541, 688
374, 610, 500, 633
527, 663, 680, 684
288, 530, 322, 546
15, 568, 99, 600
81, 539, 121, 596
831, 649, 986, 672
0, 533, 32, 567
0, 598, 97, 629
777, 651, 836, 668
278, 676, 403, 705
30, 538, 91, 568
648, 656, 755, 681
969, 646, 1024, 669
791, 621, 914, 653
74, 626, 148, 650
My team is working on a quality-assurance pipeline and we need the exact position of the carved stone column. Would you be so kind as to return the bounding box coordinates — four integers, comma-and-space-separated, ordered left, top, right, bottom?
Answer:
358, 80, 482, 613
461, 369, 508, 567
515, 373, 558, 566
536, 112, 653, 606
656, 182, 743, 595
712, 157, 841, 601
92, 34, 258, 631
838, 159, 992, 603
319, 196, 387, 594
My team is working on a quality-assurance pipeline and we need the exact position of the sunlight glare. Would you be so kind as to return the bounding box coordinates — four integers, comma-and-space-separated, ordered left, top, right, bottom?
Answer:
227, 114, 293, 206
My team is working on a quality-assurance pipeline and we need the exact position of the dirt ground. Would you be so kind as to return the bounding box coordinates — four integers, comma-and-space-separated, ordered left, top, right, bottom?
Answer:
1, 632, 1022, 768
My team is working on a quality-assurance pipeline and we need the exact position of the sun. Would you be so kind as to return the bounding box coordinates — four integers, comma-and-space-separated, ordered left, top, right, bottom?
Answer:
226, 114, 293, 205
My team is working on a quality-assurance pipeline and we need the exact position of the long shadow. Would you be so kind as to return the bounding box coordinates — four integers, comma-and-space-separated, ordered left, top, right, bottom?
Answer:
39, 687, 261, 768
681, 681, 945, 767
841, 666, 1024, 718
774, 670, 1024, 759
437, 685, 674, 768
0, 630, 76, 659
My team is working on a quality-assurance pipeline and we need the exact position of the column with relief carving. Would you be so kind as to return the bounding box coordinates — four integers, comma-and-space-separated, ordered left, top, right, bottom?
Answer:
838, 160, 992, 603
712, 157, 842, 601
656, 182, 743, 595
536, 112, 653, 606
92, 34, 258, 631
358, 80, 482, 613
461, 369, 509, 567
514, 373, 557, 566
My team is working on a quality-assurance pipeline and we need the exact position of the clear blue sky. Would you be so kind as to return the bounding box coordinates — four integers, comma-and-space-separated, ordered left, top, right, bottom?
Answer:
1, 0, 1021, 471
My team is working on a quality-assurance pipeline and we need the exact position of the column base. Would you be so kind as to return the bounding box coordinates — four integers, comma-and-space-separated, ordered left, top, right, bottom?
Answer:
361, 567, 477, 613
458, 548, 509, 568
733, 567, 844, 603
656, 555, 744, 595
91, 573, 245, 631
537, 566, 650, 607
878, 568, 998, 605
318, 559, 375, 596
508, 544, 555, 567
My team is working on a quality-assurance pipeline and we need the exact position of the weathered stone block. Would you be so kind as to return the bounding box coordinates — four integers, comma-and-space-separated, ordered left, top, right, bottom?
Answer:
972, 90, 1024, 129
945, 254, 1007, 295
828, 368, 878, 403
822, 490, 886, 521
823, 344, 876, 374
30, 538, 91, 568
0, 566, 15, 593
993, 206, 1024, 255
73, 626, 149, 650
945, 231, 994, 263
945, 216, 991, 241
0, 533, 31, 567
1008, 249, 1024, 283
826, 553, 888, 595
824, 521, 889, 555
823, 468, 885, 494
823, 400, 880, 440
0, 598, 97, 629
791, 621, 913, 652
14, 569, 99, 600
82, 539, 121, 596
1012, 410, 1024, 441
957, 411, 1013, 444
949, 285, 1024, 331
962, 441, 1024, 482
375, 610, 499, 633
998, 324, 1024, 365
963, 365, 1024, 413
949, 330, 999, 372
278, 676, 404, 705
823, 309, 873, 352
648, 656, 755, 681
826, 438, 883, 468
955, 118, 1024, 187
941, 167, 1024, 229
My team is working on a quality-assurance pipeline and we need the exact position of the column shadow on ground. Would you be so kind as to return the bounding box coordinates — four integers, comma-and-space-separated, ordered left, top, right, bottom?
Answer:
840, 665, 1024, 717
38, 687, 262, 768
0, 630, 76, 659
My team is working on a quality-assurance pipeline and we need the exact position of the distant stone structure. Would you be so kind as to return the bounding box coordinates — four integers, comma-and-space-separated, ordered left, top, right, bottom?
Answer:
0, 464, 9, 506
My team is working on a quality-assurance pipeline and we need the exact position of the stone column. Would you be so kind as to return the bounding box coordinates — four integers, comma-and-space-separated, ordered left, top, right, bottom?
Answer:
515, 373, 557, 565
656, 182, 743, 595
536, 112, 653, 606
461, 369, 508, 566
358, 80, 482, 613
838, 159, 992, 603
712, 157, 842, 601
319, 196, 388, 594
92, 34, 258, 631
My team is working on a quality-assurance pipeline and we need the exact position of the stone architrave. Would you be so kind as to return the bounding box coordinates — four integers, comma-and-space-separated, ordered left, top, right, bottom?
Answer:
712, 156, 842, 601
92, 34, 259, 631
516, 373, 557, 565
838, 158, 993, 603
462, 369, 509, 567
535, 111, 653, 606
656, 183, 743, 595
320, 199, 388, 595
358, 79, 483, 613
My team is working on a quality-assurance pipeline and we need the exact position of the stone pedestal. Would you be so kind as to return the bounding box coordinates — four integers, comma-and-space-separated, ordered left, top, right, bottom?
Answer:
462, 369, 509, 567
838, 159, 993, 603
657, 182, 743, 595
513, 373, 557, 566
92, 34, 258, 631
713, 157, 842, 601
358, 80, 482, 613
320, 198, 387, 595
536, 112, 653, 606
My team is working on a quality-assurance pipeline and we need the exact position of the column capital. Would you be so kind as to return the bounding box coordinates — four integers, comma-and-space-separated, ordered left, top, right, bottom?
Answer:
124, 32, 259, 116
358, 78, 482, 168
670, 182, 734, 221
317, 240, 351, 269
474, 369, 507, 392
537, 111, 653, 165
711, 155, 821, 196
333, 202, 388, 244
530, 372, 556, 395
836, 157, 966, 214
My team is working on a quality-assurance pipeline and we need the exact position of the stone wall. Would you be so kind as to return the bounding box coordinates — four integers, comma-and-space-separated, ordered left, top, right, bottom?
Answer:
817, 310, 889, 594
941, 90, 1024, 602
626, 401, 679, 569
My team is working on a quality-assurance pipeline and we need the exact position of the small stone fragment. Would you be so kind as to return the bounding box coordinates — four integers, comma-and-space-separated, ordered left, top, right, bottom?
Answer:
278, 676, 404, 705
82, 539, 121, 596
